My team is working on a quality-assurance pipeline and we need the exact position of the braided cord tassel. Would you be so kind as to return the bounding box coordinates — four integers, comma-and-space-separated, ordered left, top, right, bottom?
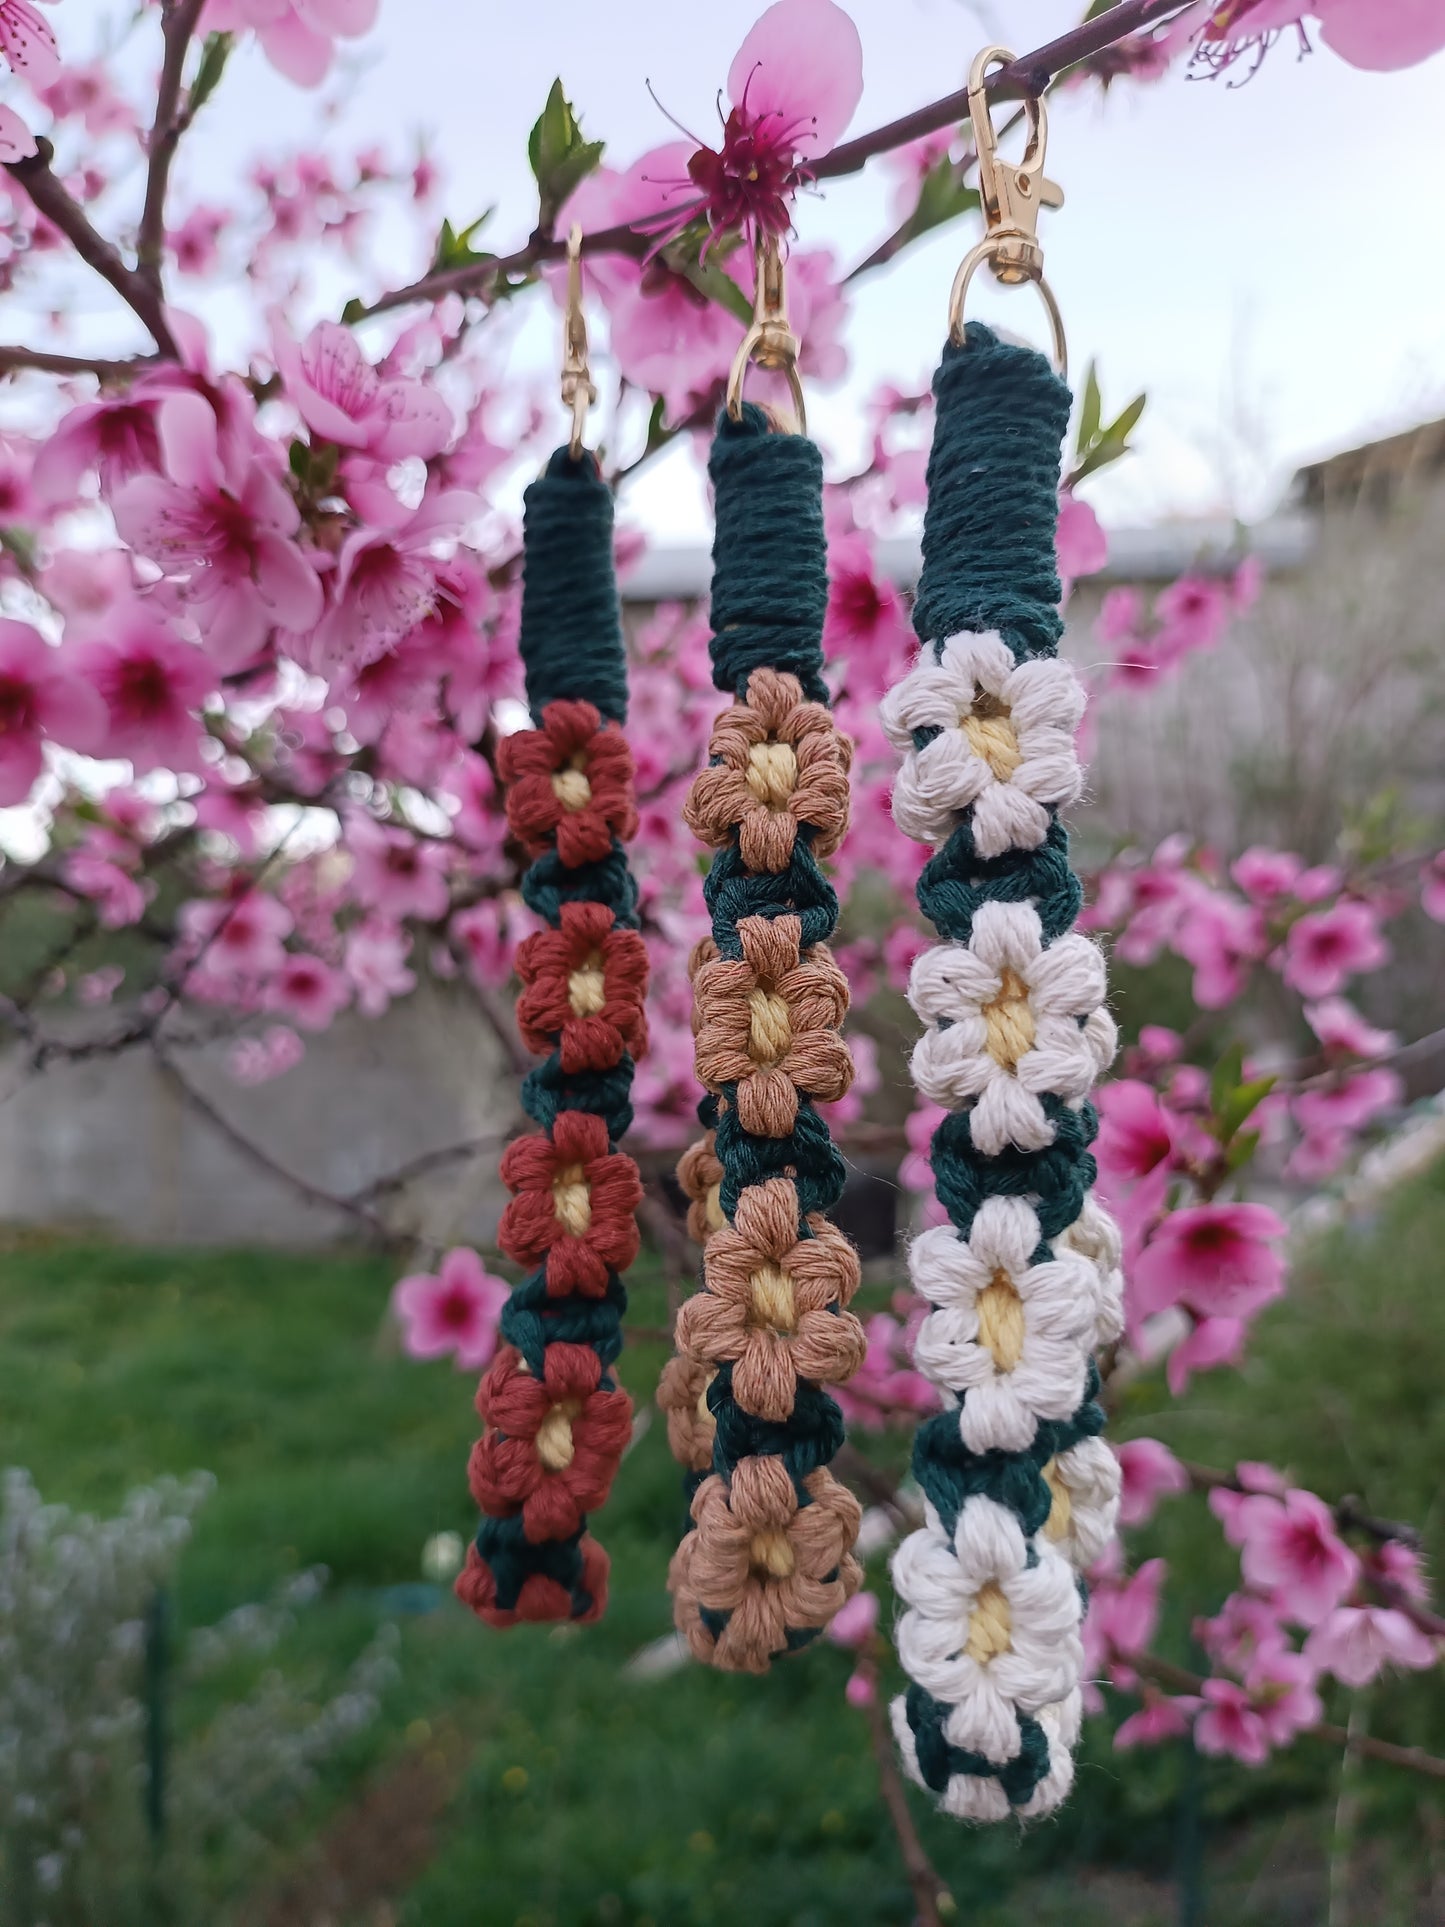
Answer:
659, 403, 865, 1672
456, 447, 646, 1627
881, 325, 1125, 1820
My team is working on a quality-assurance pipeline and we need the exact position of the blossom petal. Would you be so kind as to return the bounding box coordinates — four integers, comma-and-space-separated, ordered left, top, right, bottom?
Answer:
727, 0, 863, 156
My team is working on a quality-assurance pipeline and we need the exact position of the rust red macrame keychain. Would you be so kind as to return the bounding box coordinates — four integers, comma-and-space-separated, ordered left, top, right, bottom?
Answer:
457, 229, 647, 1627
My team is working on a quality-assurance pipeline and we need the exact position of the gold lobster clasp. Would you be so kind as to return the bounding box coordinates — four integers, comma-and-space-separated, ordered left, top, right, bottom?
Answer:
561, 222, 597, 460
948, 44, 1067, 377
726, 231, 807, 435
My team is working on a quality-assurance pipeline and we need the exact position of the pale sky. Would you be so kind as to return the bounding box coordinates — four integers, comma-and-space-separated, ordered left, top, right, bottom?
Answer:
19, 0, 1445, 538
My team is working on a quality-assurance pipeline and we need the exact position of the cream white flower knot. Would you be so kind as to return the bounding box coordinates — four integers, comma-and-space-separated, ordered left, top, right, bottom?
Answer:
891, 1686, 1082, 1825
891, 1495, 1083, 1770
1054, 1194, 1126, 1348
907, 902, 1116, 1154
908, 1197, 1109, 1453
881, 632, 1085, 857
1039, 1436, 1121, 1572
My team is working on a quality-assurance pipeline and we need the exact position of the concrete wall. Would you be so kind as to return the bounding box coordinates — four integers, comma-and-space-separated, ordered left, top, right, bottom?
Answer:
0, 979, 523, 1249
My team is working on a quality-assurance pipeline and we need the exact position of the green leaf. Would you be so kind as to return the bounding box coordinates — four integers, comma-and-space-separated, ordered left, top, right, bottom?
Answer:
528, 80, 604, 229
1210, 1042, 1246, 1122
340, 297, 367, 325
1225, 1128, 1262, 1175
1105, 391, 1147, 446
1077, 361, 1102, 458
430, 209, 496, 272
895, 155, 981, 251
1218, 1075, 1277, 1144
679, 255, 751, 325
288, 438, 310, 481
186, 31, 233, 118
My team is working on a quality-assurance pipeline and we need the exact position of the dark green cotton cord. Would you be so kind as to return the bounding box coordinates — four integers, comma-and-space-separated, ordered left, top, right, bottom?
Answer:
472, 442, 640, 1616
707, 404, 830, 704
902, 324, 1099, 1803
518, 445, 630, 725
911, 324, 1071, 665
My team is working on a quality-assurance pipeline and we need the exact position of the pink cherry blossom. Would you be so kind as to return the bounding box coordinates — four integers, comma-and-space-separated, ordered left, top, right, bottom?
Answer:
1231, 845, 1302, 903
265, 951, 351, 1030
844, 1666, 876, 1708
1314, 0, 1445, 71
344, 919, 416, 1017
1235, 1488, 1360, 1627
228, 1024, 305, 1084
1056, 491, 1108, 596
61, 850, 151, 928
111, 392, 323, 671
1166, 1315, 1246, 1395
303, 490, 477, 678
0, 101, 36, 160
1281, 899, 1390, 998
1132, 1202, 1287, 1322
1095, 1080, 1177, 1187
1420, 852, 1445, 924
1244, 1644, 1322, 1745
345, 814, 451, 923
0, 619, 108, 804
826, 1587, 879, 1649
1195, 1586, 1290, 1671
1114, 1691, 1202, 1749
391, 1245, 509, 1370
642, 0, 863, 251
1194, 1678, 1271, 1765
1304, 1605, 1437, 1688
203, 0, 379, 87
180, 891, 294, 982
1116, 1438, 1189, 1528
272, 317, 452, 460
70, 610, 213, 775
1303, 995, 1396, 1059
0, 0, 61, 87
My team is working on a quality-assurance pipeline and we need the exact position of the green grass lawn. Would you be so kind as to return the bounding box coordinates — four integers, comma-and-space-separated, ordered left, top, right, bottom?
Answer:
3, 1158, 1444, 1927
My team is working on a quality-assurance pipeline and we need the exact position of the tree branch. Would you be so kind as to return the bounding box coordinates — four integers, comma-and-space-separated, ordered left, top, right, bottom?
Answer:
2, 143, 179, 357
857, 1651, 950, 1927
0, 344, 157, 380
354, 0, 1196, 322
137, 0, 209, 293
1126, 1652, 1445, 1780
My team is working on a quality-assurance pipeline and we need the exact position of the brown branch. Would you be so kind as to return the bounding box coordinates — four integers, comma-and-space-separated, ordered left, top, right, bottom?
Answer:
1125, 1652, 1445, 1781
137, 0, 209, 293
3, 144, 179, 357
857, 1651, 950, 1927
355, 0, 1195, 322
0, 344, 156, 380
1179, 1461, 1421, 1550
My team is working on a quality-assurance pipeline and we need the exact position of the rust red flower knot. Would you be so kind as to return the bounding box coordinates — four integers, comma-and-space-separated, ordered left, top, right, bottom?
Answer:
516, 899, 648, 1072
468, 1341, 632, 1544
685, 667, 853, 873
691, 911, 852, 1136
499, 697, 639, 865
498, 1108, 642, 1299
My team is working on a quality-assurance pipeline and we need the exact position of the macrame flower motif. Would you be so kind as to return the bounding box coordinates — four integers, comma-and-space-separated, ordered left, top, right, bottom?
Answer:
685, 667, 853, 872
692, 913, 852, 1136
498, 1111, 642, 1296
1038, 1436, 1121, 1572
499, 698, 638, 866
469, 1342, 632, 1543
656, 1350, 718, 1474
1054, 1195, 1126, 1347
892, 1494, 1083, 1771
515, 899, 648, 1072
908, 902, 1116, 1155
670, 1455, 862, 1674
908, 1198, 1106, 1454
456, 1532, 610, 1629
677, 1130, 726, 1245
676, 1176, 864, 1422
881, 632, 1085, 856
893, 1677, 1082, 1826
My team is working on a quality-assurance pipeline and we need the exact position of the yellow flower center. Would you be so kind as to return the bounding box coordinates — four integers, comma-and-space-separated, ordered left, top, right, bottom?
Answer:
976, 1268, 1026, 1372
961, 691, 1022, 782
744, 739, 799, 808
964, 1581, 1014, 1663
1041, 1457, 1073, 1544
535, 1397, 583, 1472
550, 754, 592, 811
703, 1182, 725, 1234
566, 948, 607, 1017
748, 1261, 798, 1332
746, 987, 793, 1067
551, 1163, 592, 1236
748, 1529, 796, 1579
982, 967, 1036, 1071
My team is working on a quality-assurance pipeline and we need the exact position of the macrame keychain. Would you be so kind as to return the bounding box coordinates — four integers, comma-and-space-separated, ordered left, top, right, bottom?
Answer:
659, 235, 867, 1672
457, 229, 647, 1628
881, 52, 1125, 1820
